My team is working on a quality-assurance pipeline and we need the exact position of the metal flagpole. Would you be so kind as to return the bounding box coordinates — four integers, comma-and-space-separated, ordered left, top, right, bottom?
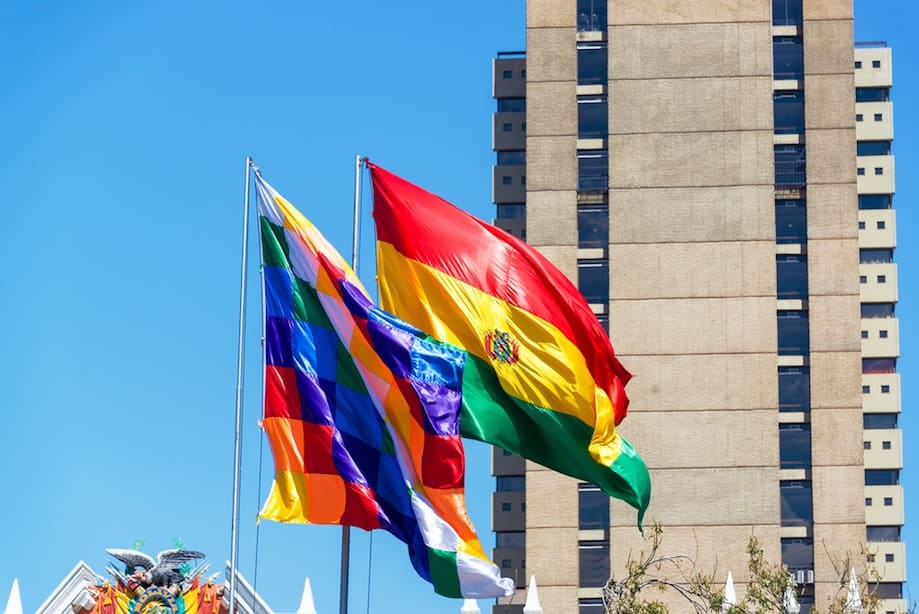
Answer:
340, 154, 363, 614
230, 156, 253, 614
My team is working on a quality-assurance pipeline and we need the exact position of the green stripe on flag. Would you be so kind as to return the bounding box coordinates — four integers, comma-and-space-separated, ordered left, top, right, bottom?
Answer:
458, 353, 650, 525
426, 547, 462, 598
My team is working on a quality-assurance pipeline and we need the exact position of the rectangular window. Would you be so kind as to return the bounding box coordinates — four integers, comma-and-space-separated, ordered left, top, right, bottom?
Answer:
860, 249, 894, 263
856, 113, 864, 122
866, 497, 873, 506
577, 0, 607, 32
856, 87, 890, 102
864, 441, 871, 450
867, 526, 901, 542
578, 96, 609, 138
779, 367, 810, 411
501, 502, 511, 512
579, 599, 606, 613
863, 358, 896, 373
861, 330, 869, 339
502, 70, 513, 79
773, 37, 804, 79
502, 123, 512, 132
878, 275, 887, 283
855, 60, 863, 69
859, 195, 892, 209
857, 168, 866, 176
876, 584, 902, 599
778, 311, 809, 355
578, 151, 609, 191
497, 150, 525, 165
777, 255, 808, 299
579, 541, 611, 587
497, 98, 525, 113
578, 204, 609, 248
874, 113, 884, 121
881, 384, 891, 393
782, 538, 814, 570
865, 470, 899, 485
496, 203, 525, 219
877, 220, 887, 229
858, 221, 866, 230
873, 59, 882, 68
862, 385, 871, 393
860, 275, 868, 284
875, 167, 884, 175
779, 424, 812, 469
775, 145, 806, 187
578, 259, 609, 303
861, 303, 895, 318
772, 0, 803, 25
884, 497, 893, 506
879, 330, 888, 338
886, 553, 895, 563
775, 199, 807, 243
496, 476, 526, 492
577, 43, 608, 85
502, 176, 512, 185
774, 90, 805, 133
780, 481, 813, 526
501, 558, 512, 568
579, 484, 610, 530
882, 440, 892, 449
495, 532, 525, 548
857, 141, 891, 156
864, 413, 898, 429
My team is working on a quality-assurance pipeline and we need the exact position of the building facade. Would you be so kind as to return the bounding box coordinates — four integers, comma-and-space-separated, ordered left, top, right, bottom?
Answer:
490, 1, 906, 612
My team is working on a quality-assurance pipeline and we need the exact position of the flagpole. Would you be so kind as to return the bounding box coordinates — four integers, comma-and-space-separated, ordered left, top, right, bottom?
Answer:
229, 155, 253, 614
339, 154, 363, 614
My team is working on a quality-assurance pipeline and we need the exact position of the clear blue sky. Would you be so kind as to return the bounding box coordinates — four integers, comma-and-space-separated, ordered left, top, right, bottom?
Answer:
0, 2, 915, 613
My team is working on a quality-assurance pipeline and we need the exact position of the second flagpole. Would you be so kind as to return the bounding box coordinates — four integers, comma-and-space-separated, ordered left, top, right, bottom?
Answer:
340, 153, 363, 614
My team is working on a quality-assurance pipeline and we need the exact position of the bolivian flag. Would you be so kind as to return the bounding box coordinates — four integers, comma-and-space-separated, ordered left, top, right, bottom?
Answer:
369, 163, 650, 524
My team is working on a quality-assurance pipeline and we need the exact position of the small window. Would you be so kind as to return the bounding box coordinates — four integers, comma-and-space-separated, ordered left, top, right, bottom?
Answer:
879, 330, 888, 338
502, 123, 512, 132
501, 502, 511, 512
875, 167, 884, 175
878, 275, 887, 283
859, 221, 866, 229
877, 220, 886, 229
521, 502, 526, 512
864, 441, 872, 450
886, 553, 895, 563
521, 69, 526, 78
875, 113, 883, 121
881, 385, 890, 393
856, 114, 864, 122
860, 275, 867, 284
863, 385, 870, 393
521, 175, 526, 185
521, 122, 526, 132
861, 330, 869, 339
502, 176, 512, 185
873, 60, 882, 68
882, 441, 892, 450
884, 497, 893, 506
858, 168, 866, 176
502, 559, 512, 568
855, 60, 863, 69
866, 497, 873, 506
502, 70, 513, 79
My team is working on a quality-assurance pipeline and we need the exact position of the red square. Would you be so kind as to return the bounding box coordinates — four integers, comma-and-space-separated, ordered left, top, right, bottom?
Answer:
340, 482, 381, 531
301, 424, 339, 475
421, 435, 465, 490
265, 365, 301, 419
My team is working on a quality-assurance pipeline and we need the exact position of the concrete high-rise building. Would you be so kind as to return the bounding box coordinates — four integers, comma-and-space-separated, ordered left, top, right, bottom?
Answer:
490, 2, 906, 612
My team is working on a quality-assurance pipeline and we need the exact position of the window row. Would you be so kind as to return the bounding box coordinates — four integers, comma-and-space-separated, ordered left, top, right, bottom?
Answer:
856, 166, 886, 176
500, 501, 526, 512
863, 358, 896, 374
577, 0, 607, 32
779, 424, 811, 469
865, 496, 895, 507
855, 112, 885, 122
866, 552, 897, 563
864, 413, 898, 429
854, 60, 884, 70
859, 195, 892, 209
500, 70, 526, 81
861, 329, 891, 340
862, 383, 892, 394
579, 541, 610, 588
857, 219, 888, 231
862, 303, 895, 318
501, 122, 526, 132
857, 140, 891, 156
859, 274, 888, 284
500, 175, 526, 185
863, 440, 893, 450
497, 98, 525, 113
865, 469, 899, 486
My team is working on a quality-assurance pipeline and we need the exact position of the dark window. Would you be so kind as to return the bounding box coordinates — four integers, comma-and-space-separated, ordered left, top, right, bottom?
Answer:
577, 43, 608, 85
577, 0, 607, 32
497, 98, 525, 112
521, 69, 526, 78
857, 167, 866, 176
863, 358, 896, 373
578, 204, 609, 248
521, 175, 526, 185
881, 385, 891, 393
860, 249, 893, 263
780, 481, 813, 526
497, 150, 525, 165
884, 497, 894, 506
774, 90, 805, 133
865, 470, 899, 486
495, 532, 525, 547
778, 311, 809, 355
775, 200, 807, 243
501, 502, 512, 512
878, 220, 887, 229
856, 113, 864, 122
862, 385, 870, 393
579, 541, 610, 587
502, 123, 512, 132
779, 367, 810, 411
579, 484, 610, 529
578, 259, 609, 303
864, 413, 898, 429
861, 303, 895, 318
866, 497, 873, 506
777, 255, 808, 299
782, 538, 814, 569
502, 176, 512, 185
874, 113, 884, 121
860, 275, 868, 284
886, 553, 895, 563
858, 221, 866, 229
878, 274, 887, 283
780, 424, 811, 469
522, 122, 526, 132
861, 330, 869, 339
859, 195, 892, 209
867, 526, 901, 542
579, 599, 606, 613
773, 0, 803, 25
875, 167, 884, 175
855, 60, 863, 69
578, 151, 608, 191
872, 59, 882, 68
857, 141, 891, 155
864, 441, 871, 449
856, 87, 890, 102
773, 37, 804, 79
497, 476, 525, 492
775, 145, 806, 186
883, 440, 892, 449
501, 558, 512, 568
496, 203, 525, 219
879, 330, 888, 338
502, 70, 513, 79
578, 97, 609, 138
876, 584, 902, 599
